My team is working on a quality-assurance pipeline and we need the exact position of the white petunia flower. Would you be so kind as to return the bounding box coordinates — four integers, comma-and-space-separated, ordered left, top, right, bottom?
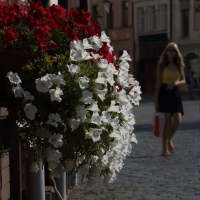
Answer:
85, 128, 102, 142
70, 40, 84, 50
129, 84, 142, 96
119, 61, 130, 71
63, 159, 74, 172
100, 31, 111, 43
119, 50, 132, 61
89, 35, 103, 51
94, 88, 108, 101
82, 38, 93, 49
80, 90, 94, 104
77, 155, 85, 164
22, 91, 34, 101
107, 101, 120, 113
128, 74, 135, 85
101, 111, 111, 124
67, 64, 80, 76
105, 74, 115, 86
24, 103, 38, 120
35, 75, 53, 93
110, 117, 120, 129
131, 93, 142, 106
50, 72, 65, 87
88, 111, 101, 126
47, 150, 62, 162
76, 105, 87, 122
116, 70, 129, 87
68, 118, 81, 131
105, 63, 119, 75
12, 85, 24, 98
30, 161, 39, 173
78, 76, 90, 89
49, 87, 63, 102
86, 101, 99, 111
98, 59, 108, 69
49, 134, 63, 148
91, 155, 99, 163
109, 129, 122, 141
91, 52, 102, 59
70, 49, 92, 61
47, 113, 61, 127
95, 72, 107, 84
7, 72, 22, 84
131, 133, 137, 143
48, 161, 58, 170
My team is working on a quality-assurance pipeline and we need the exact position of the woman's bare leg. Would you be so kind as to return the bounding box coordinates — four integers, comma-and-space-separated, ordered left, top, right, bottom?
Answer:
162, 113, 172, 153
168, 112, 182, 145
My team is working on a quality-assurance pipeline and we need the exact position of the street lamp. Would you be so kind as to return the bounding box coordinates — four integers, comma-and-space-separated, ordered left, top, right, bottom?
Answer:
103, 0, 111, 13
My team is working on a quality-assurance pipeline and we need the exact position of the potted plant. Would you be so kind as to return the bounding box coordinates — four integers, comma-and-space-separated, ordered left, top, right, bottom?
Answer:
0, 0, 142, 186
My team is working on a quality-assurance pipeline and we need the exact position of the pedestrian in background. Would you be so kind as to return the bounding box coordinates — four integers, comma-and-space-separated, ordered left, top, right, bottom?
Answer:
187, 71, 197, 100
154, 42, 186, 156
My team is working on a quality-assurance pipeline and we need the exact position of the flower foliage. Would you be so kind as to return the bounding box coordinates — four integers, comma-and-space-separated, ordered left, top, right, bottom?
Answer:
1, 1, 142, 184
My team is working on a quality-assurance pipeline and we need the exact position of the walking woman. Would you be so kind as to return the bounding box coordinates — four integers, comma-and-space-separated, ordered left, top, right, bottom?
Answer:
155, 42, 186, 156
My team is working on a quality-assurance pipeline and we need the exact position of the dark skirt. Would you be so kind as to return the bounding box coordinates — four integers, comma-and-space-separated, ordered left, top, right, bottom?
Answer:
158, 84, 184, 115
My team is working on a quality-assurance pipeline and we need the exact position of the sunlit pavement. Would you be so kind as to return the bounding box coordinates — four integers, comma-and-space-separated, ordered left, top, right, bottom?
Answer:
68, 93, 200, 200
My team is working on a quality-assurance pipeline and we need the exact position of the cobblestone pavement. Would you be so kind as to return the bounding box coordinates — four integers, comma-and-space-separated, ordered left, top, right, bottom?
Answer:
68, 93, 200, 200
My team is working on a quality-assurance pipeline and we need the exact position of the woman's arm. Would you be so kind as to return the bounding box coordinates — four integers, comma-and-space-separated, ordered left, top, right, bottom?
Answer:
174, 69, 186, 86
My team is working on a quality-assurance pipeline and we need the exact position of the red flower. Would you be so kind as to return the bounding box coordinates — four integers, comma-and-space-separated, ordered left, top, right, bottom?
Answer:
72, 31, 80, 40
97, 42, 115, 63
3, 27, 17, 44
68, 8, 80, 23
49, 4, 67, 20
65, 24, 73, 38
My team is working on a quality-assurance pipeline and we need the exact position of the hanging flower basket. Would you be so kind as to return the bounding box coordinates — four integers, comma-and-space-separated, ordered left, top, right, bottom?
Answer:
0, 0, 142, 185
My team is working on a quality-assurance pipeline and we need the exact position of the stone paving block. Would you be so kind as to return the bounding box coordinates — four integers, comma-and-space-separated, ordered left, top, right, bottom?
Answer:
180, 197, 200, 200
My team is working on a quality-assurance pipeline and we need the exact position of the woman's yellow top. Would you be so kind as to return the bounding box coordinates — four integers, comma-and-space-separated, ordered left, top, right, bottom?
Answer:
162, 68, 180, 84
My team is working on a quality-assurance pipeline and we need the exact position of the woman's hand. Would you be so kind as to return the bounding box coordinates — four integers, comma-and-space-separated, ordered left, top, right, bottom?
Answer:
167, 83, 174, 90
155, 102, 159, 112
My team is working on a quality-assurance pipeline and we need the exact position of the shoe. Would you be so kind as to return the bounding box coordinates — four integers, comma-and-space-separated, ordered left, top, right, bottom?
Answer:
168, 142, 175, 153
161, 151, 172, 156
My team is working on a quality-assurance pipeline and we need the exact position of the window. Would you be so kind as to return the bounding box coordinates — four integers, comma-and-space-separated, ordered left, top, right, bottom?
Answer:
194, 0, 200, 30
182, 9, 189, 37
122, 1, 128, 27
108, 3, 113, 29
137, 7, 145, 32
147, 6, 156, 32
159, 4, 167, 30
92, 5, 99, 21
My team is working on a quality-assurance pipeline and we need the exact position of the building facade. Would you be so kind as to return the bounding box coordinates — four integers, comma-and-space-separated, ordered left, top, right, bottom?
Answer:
67, 0, 136, 74
133, 0, 200, 92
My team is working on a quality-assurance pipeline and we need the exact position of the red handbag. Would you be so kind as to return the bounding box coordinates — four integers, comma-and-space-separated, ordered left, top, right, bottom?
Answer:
153, 113, 165, 137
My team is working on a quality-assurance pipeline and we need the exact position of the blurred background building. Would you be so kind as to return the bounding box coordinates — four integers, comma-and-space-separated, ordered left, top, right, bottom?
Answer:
2, 0, 200, 92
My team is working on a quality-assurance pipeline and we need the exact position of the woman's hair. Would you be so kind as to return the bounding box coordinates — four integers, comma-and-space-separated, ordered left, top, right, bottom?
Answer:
157, 42, 185, 73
